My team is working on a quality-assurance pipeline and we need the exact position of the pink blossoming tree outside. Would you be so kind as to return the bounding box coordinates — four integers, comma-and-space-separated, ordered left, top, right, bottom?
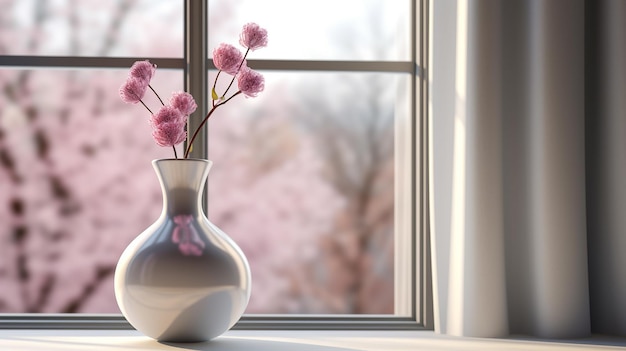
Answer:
0, 0, 396, 314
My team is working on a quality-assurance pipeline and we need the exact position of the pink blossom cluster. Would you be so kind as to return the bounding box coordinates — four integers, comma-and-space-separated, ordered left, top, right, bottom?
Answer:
119, 23, 268, 159
119, 60, 198, 151
212, 22, 267, 99
119, 60, 155, 104
149, 92, 197, 148
239, 23, 269, 51
237, 67, 265, 98
213, 43, 243, 75
150, 106, 186, 147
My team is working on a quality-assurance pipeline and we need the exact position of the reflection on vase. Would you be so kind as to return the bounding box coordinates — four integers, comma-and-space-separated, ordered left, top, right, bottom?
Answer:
172, 214, 205, 256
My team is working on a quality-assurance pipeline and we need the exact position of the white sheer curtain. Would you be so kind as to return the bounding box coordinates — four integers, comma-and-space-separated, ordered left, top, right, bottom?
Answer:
429, 0, 626, 338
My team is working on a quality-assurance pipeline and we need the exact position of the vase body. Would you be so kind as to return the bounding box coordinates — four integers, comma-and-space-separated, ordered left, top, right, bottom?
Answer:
114, 159, 251, 342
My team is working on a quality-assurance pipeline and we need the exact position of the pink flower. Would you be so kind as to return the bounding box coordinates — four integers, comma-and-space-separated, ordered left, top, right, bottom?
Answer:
170, 92, 197, 115
237, 67, 265, 98
239, 23, 268, 51
150, 106, 187, 147
213, 43, 244, 75
129, 60, 156, 84
150, 105, 185, 125
119, 25, 269, 159
119, 77, 148, 104
151, 121, 186, 147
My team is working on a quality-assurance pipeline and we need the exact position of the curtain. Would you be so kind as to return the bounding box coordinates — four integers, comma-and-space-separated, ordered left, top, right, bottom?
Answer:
429, 0, 626, 338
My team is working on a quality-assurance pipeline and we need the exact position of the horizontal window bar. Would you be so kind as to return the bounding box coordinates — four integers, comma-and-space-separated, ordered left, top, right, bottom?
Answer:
235, 315, 423, 331
0, 315, 424, 330
239, 60, 415, 73
0, 56, 415, 73
0, 315, 130, 330
0, 56, 185, 69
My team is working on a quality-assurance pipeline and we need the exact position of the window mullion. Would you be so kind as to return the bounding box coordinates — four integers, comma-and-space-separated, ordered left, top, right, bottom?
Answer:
185, 0, 209, 161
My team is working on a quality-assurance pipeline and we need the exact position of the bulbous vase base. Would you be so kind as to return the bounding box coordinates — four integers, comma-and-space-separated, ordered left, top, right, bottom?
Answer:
114, 159, 251, 342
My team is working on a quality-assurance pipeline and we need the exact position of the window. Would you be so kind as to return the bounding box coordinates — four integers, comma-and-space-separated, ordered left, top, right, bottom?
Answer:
0, 0, 428, 329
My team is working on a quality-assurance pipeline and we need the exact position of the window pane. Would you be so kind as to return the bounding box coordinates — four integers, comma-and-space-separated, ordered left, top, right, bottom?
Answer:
207, 71, 408, 314
0, 68, 183, 313
208, 0, 411, 61
1, 0, 183, 57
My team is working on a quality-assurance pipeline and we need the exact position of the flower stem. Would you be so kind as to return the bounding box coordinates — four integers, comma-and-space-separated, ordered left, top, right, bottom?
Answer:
222, 90, 243, 105
172, 146, 178, 159
184, 91, 242, 159
139, 100, 153, 114
211, 71, 222, 108
149, 84, 165, 106
222, 48, 250, 98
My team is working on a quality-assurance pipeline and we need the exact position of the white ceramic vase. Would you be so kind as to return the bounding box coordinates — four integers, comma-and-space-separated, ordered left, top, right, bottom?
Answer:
114, 158, 251, 342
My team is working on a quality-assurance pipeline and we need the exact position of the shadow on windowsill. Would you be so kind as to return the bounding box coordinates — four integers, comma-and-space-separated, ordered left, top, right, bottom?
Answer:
155, 337, 353, 351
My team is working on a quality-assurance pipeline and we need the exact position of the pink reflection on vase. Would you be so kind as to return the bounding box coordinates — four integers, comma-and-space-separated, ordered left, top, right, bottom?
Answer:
172, 215, 205, 256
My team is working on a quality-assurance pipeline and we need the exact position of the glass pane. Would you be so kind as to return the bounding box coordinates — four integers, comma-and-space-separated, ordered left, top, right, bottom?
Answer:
207, 71, 408, 314
0, 68, 183, 313
208, 0, 411, 61
1, 0, 183, 57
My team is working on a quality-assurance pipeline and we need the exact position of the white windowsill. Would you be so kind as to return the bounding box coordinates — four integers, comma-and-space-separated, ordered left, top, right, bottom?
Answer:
0, 330, 625, 350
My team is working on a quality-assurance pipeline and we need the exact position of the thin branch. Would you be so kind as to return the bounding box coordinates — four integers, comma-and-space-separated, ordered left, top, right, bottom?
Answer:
149, 85, 165, 106
61, 266, 115, 313
221, 48, 249, 98
68, 0, 79, 55
139, 99, 153, 114
97, 0, 135, 56
184, 91, 242, 158
26, 0, 49, 53
31, 274, 55, 312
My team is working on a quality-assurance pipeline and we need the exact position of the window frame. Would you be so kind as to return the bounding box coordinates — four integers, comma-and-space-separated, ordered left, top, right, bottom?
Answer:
0, 0, 431, 331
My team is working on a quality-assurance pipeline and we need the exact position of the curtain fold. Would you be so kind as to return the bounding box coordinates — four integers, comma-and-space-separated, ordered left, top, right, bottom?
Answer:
429, 0, 625, 338
586, 0, 626, 336
445, 0, 508, 337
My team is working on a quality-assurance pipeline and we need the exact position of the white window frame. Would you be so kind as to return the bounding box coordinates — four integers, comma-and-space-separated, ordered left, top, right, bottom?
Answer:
0, 0, 431, 330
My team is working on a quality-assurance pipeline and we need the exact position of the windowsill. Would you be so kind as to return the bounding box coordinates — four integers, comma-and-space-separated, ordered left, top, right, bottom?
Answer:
0, 329, 625, 350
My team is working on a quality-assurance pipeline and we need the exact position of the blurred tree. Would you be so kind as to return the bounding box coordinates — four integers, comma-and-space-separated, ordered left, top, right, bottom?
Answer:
0, 0, 402, 315
279, 0, 400, 313
289, 72, 396, 314
206, 0, 400, 314
207, 71, 397, 314
0, 0, 179, 313
207, 89, 347, 313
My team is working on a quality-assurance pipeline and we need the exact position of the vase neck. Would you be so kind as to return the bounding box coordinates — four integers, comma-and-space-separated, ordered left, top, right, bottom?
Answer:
152, 159, 212, 216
